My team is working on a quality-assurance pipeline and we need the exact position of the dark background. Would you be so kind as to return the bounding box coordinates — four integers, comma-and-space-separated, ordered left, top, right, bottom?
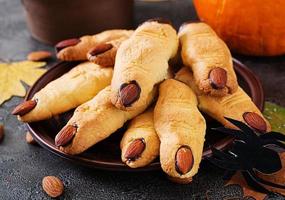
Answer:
0, 0, 284, 199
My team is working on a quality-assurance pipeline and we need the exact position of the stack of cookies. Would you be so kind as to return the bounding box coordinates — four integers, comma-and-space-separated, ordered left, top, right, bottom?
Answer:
12, 20, 270, 183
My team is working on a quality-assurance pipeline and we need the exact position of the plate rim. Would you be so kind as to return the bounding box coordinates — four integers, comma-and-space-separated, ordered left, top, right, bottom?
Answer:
26, 58, 264, 171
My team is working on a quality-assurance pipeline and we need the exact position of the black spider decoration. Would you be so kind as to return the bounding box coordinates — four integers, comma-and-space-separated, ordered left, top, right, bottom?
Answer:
208, 117, 285, 194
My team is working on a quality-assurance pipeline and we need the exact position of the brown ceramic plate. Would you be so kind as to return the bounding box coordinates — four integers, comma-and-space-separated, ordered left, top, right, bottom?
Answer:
26, 58, 264, 171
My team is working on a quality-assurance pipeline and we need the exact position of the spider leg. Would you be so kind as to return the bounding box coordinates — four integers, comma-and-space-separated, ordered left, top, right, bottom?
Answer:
211, 147, 236, 161
261, 139, 285, 149
208, 157, 241, 171
260, 131, 285, 141
248, 169, 285, 190
242, 171, 270, 194
224, 117, 257, 138
212, 127, 247, 141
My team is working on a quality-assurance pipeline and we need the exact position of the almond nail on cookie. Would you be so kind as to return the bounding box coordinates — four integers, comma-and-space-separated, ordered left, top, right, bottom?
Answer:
12, 62, 113, 122
56, 29, 133, 61
154, 79, 206, 183
175, 67, 271, 133
87, 37, 128, 68
121, 108, 159, 168
178, 22, 238, 96
56, 86, 157, 155
110, 20, 179, 111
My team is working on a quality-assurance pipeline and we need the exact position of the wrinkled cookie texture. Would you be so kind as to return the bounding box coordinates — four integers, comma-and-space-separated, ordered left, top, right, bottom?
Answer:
19, 62, 113, 122
121, 109, 159, 168
56, 30, 133, 61
175, 67, 271, 133
59, 86, 156, 155
154, 79, 206, 180
110, 21, 178, 111
179, 22, 238, 96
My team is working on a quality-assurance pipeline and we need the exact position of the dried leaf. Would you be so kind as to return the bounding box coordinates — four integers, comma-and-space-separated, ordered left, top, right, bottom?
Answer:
263, 102, 285, 133
0, 61, 46, 104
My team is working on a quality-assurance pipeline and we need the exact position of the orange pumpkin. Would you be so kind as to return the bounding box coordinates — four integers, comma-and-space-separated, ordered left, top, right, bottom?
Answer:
193, 0, 285, 56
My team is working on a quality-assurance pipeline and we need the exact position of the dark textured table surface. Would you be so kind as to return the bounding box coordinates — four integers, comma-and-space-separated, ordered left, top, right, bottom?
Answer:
0, 0, 285, 199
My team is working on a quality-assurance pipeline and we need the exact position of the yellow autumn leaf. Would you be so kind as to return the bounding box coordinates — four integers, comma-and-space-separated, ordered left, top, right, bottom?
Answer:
0, 61, 47, 105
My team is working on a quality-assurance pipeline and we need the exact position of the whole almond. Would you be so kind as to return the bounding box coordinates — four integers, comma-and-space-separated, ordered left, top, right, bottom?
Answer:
55, 38, 81, 52
119, 81, 141, 107
42, 176, 64, 198
88, 43, 113, 56
124, 138, 145, 161
55, 125, 77, 147
11, 100, 37, 116
27, 51, 52, 61
243, 112, 267, 133
209, 67, 227, 89
88, 43, 116, 68
175, 146, 194, 175
26, 132, 37, 145
0, 124, 4, 142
